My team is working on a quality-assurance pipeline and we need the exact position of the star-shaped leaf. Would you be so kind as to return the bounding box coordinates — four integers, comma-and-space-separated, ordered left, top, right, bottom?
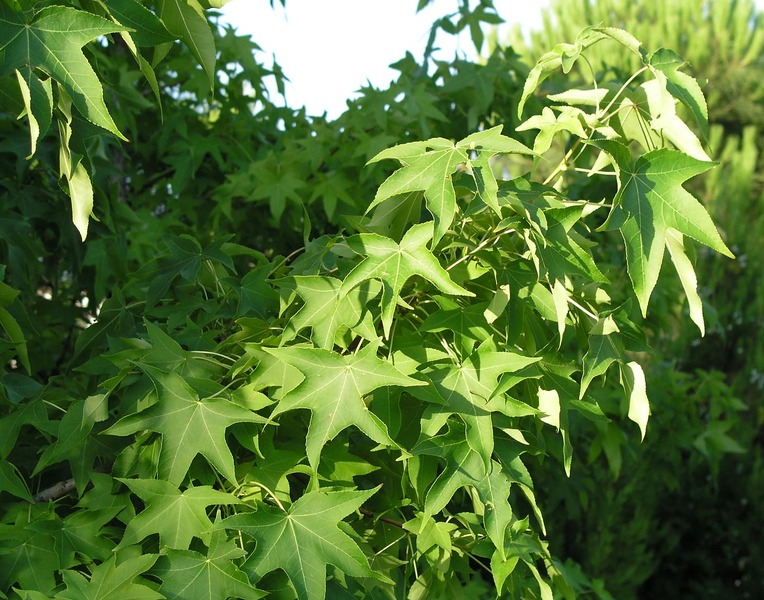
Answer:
0, 5, 127, 138
367, 138, 467, 243
420, 346, 541, 469
340, 223, 473, 337
218, 488, 383, 600
265, 345, 425, 469
596, 141, 733, 316
516, 106, 587, 154
117, 478, 240, 550
105, 364, 266, 485
57, 554, 162, 600
153, 530, 265, 599
280, 276, 381, 349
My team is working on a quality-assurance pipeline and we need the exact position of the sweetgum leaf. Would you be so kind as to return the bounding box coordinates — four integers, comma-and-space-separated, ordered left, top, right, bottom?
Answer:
57, 554, 162, 600
648, 47, 708, 137
105, 364, 266, 485
265, 345, 425, 469
154, 530, 265, 599
117, 478, 240, 549
218, 488, 384, 600
280, 276, 381, 349
419, 345, 541, 470
367, 137, 467, 243
0, 5, 127, 138
340, 223, 473, 338
595, 141, 733, 316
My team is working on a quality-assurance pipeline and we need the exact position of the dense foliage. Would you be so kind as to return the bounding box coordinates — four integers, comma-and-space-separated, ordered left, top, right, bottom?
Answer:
0, 1, 743, 598
502, 2, 764, 596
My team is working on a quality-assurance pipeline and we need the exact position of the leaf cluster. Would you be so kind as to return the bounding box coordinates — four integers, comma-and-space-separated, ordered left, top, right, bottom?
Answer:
0, 2, 736, 599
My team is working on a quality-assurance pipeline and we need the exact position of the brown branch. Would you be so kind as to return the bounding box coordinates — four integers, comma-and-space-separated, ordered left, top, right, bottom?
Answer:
33, 464, 111, 503
359, 507, 406, 529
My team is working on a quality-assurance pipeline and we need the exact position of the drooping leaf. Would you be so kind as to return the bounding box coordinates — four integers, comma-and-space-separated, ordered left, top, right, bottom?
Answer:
413, 421, 486, 520
580, 315, 623, 398
265, 344, 425, 469
117, 478, 240, 550
665, 228, 705, 335
340, 223, 474, 337
623, 361, 649, 441
648, 47, 708, 137
595, 141, 733, 315
218, 488, 384, 600
158, 0, 216, 87
0, 5, 127, 138
105, 364, 266, 485
641, 73, 710, 160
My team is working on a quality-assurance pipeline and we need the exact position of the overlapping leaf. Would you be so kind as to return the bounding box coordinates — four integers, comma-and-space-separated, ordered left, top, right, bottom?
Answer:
340, 222, 473, 337
153, 530, 265, 599
218, 488, 383, 600
418, 345, 541, 469
105, 364, 266, 485
280, 276, 381, 348
118, 478, 240, 549
0, 5, 127, 138
265, 345, 425, 469
367, 137, 466, 243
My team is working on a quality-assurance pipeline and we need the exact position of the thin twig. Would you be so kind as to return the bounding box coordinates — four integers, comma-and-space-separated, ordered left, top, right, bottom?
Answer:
360, 507, 405, 529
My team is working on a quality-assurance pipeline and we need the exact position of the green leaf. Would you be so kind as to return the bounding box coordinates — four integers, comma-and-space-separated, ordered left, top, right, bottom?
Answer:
57, 554, 162, 600
580, 315, 623, 398
265, 345, 425, 469
158, 0, 216, 87
0, 304, 30, 373
340, 223, 474, 338
648, 47, 708, 137
105, 364, 266, 485
477, 460, 515, 560
0, 459, 31, 501
280, 276, 381, 349
154, 530, 265, 599
67, 160, 95, 242
518, 28, 610, 117
368, 138, 467, 243
108, 0, 176, 47
413, 421, 486, 519
595, 141, 732, 315
641, 73, 710, 161
665, 228, 705, 335
14, 68, 52, 158
623, 361, 649, 441
0, 5, 127, 138
218, 488, 384, 600
516, 106, 587, 154
0, 522, 59, 594
419, 345, 541, 469
118, 479, 240, 550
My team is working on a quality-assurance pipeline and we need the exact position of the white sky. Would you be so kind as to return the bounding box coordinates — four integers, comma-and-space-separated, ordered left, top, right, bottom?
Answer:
219, 0, 550, 118
219, 0, 764, 119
